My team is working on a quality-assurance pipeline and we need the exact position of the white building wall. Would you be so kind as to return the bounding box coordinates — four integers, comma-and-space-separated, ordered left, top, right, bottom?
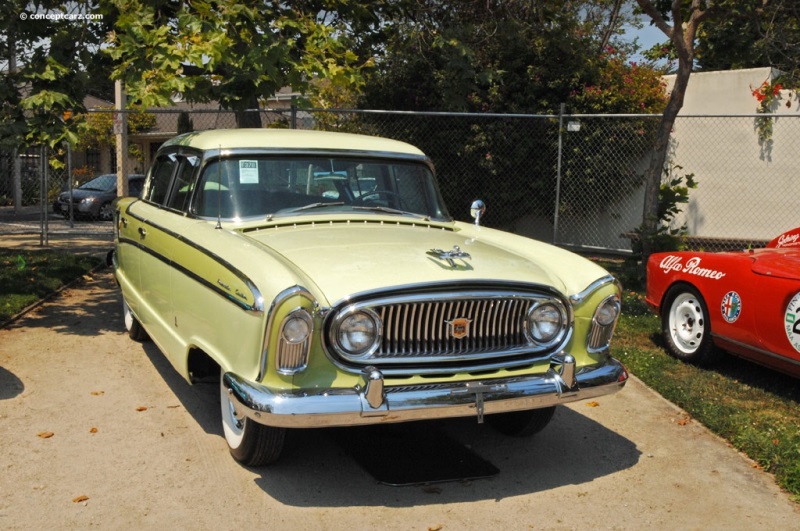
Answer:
664, 67, 800, 241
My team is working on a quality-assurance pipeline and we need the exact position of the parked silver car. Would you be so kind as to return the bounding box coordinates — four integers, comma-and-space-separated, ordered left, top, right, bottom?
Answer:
53, 174, 144, 221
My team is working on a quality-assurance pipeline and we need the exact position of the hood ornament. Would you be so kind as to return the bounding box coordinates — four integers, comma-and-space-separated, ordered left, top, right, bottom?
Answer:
427, 245, 471, 267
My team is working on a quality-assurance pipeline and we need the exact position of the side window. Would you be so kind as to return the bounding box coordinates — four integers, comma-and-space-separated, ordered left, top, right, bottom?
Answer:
166, 156, 200, 212
145, 154, 177, 205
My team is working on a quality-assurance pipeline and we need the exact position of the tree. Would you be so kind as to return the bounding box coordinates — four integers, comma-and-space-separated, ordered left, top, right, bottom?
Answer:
354, 0, 666, 225
0, 1, 112, 149
634, 0, 715, 261
107, 0, 369, 128
695, 0, 800, 85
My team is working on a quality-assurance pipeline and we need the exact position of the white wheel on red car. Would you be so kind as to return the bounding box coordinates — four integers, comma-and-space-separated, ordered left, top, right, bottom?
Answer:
220, 370, 285, 466
662, 284, 721, 366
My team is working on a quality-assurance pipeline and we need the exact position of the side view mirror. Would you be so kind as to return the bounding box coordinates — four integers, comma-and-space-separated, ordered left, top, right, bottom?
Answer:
470, 199, 486, 226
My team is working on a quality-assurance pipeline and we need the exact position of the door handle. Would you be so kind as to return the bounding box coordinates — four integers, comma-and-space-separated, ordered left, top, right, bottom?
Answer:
138, 227, 147, 239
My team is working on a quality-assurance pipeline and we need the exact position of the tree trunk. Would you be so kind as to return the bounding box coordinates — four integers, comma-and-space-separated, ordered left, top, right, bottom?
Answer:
234, 93, 262, 129
640, 58, 693, 260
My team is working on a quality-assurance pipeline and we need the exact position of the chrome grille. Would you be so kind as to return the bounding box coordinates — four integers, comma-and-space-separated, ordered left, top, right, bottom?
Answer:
378, 298, 530, 357
327, 289, 572, 371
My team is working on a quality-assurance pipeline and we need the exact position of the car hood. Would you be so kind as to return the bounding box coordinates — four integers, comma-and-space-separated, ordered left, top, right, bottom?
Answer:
240, 219, 606, 306
751, 249, 800, 281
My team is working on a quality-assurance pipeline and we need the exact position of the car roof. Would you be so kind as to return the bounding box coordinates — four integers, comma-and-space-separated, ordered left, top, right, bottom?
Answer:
160, 129, 426, 157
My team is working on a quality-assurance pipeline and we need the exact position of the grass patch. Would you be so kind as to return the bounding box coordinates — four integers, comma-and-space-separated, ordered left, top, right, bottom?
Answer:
598, 259, 800, 501
0, 249, 103, 323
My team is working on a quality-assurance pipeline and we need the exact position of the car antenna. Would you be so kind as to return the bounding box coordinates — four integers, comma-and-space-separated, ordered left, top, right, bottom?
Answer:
215, 145, 222, 230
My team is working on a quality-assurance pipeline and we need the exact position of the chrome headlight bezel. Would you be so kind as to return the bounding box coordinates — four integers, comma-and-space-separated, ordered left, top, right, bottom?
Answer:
330, 306, 382, 359
523, 298, 569, 349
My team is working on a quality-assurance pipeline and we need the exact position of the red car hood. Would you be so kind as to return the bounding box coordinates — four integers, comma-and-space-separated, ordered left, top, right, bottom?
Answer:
751, 250, 800, 281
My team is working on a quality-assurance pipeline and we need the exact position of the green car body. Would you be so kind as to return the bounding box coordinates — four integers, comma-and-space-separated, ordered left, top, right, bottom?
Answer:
113, 129, 627, 466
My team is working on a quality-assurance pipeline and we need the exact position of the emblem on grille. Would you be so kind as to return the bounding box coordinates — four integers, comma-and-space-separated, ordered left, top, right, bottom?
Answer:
446, 318, 473, 339
427, 245, 471, 267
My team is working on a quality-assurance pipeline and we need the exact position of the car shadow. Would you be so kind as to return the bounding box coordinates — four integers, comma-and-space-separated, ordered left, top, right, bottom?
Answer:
0, 366, 24, 399
139, 339, 641, 506
648, 331, 800, 403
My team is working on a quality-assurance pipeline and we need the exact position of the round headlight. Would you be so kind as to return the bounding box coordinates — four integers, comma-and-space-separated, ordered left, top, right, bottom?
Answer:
337, 310, 380, 356
527, 302, 564, 344
595, 296, 621, 326
282, 314, 311, 344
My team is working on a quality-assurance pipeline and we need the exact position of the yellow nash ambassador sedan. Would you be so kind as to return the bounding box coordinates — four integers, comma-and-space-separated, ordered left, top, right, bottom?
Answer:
112, 129, 628, 466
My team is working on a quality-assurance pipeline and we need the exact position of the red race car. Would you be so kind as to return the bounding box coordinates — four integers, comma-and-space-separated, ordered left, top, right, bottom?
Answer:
646, 227, 800, 378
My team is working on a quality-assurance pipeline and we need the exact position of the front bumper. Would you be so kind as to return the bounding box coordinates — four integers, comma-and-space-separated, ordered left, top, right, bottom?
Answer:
223, 354, 628, 428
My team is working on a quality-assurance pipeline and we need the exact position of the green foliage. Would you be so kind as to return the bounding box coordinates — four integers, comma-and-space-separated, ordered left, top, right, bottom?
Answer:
77, 107, 157, 147
107, 0, 368, 127
696, 0, 800, 86
632, 163, 697, 257
0, 1, 112, 149
355, 1, 667, 224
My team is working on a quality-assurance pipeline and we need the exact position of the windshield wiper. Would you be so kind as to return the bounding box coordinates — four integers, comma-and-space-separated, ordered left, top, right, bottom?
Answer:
353, 205, 426, 218
285, 202, 345, 213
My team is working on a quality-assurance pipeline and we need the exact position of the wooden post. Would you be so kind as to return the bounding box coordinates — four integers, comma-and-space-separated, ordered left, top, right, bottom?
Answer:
115, 80, 129, 196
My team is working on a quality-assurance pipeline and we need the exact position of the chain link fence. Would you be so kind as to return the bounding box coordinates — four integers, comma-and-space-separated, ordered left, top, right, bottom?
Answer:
2, 108, 798, 254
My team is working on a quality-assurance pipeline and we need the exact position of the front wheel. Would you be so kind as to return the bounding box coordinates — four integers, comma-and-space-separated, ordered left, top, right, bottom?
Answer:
486, 406, 556, 437
662, 284, 721, 366
220, 371, 286, 466
98, 203, 114, 221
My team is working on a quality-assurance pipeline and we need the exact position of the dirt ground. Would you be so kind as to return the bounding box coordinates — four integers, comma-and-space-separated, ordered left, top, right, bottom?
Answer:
1, 239, 799, 529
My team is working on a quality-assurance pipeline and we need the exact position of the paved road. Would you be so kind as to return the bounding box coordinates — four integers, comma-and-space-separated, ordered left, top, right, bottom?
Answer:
1, 269, 799, 530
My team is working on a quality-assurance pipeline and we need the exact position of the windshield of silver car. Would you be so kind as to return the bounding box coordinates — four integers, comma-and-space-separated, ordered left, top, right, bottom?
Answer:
187, 156, 451, 221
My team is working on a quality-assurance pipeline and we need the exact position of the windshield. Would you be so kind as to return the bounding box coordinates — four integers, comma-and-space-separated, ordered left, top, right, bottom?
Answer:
79, 174, 116, 192
193, 156, 451, 221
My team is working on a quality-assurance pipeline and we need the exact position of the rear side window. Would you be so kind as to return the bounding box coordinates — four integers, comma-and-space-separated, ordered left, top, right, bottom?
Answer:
145, 154, 177, 205
166, 156, 200, 212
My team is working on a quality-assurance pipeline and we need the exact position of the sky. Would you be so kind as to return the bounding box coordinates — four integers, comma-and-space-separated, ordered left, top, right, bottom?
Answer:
622, 20, 668, 63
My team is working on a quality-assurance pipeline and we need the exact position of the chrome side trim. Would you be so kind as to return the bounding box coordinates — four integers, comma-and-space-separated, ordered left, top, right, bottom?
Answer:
120, 202, 264, 313
223, 355, 628, 429
570, 275, 617, 305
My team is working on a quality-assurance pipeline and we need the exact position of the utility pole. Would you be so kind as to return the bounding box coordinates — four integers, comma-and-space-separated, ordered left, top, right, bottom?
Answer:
114, 80, 129, 196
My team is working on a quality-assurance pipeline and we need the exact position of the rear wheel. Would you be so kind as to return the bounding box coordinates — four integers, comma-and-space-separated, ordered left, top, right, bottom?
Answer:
487, 406, 556, 437
122, 298, 148, 341
220, 371, 286, 466
662, 284, 721, 366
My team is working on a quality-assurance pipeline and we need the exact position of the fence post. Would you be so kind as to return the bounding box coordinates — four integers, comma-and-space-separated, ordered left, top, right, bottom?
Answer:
66, 142, 73, 228
290, 96, 297, 129
553, 103, 565, 245
12, 145, 22, 213
40, 145, 49, 246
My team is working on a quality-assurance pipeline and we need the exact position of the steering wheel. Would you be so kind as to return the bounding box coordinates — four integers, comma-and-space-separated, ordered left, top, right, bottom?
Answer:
358, 190, 408, 210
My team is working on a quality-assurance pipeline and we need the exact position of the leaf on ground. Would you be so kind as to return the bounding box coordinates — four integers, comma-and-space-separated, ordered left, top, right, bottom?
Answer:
89, 427, 98, 434
586, 401, 600, 407
37, 431, 54, 438
72, 495, 89, 503
136, 406, 148, 412
90, 391, 104, 396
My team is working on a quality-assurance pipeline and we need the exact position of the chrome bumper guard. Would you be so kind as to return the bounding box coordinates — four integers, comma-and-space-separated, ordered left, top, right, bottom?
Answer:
222, 354, 628, 429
